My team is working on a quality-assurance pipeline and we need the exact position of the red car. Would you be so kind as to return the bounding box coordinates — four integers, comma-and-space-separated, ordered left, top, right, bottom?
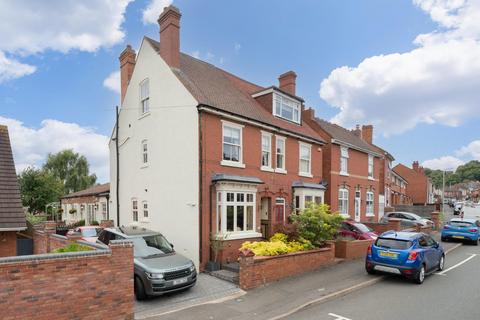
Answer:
338, 220, 378, 240
67, 226, 103, 243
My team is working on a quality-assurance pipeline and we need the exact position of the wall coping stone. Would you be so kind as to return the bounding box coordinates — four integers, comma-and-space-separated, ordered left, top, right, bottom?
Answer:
250, 246, 331, 262
0, 248, 111, 265
50, 233, 68, 240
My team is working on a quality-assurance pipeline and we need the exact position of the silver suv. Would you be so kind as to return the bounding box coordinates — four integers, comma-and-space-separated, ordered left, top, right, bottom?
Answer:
97, 226, 197, 300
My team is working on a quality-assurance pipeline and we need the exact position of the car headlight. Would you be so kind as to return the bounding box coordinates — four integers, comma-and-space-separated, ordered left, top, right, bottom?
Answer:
190, 264, 196, 272
146, 272, 164, 279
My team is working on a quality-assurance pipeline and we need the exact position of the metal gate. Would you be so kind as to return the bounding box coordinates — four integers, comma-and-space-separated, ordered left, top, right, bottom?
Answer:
17, 238, 33, 256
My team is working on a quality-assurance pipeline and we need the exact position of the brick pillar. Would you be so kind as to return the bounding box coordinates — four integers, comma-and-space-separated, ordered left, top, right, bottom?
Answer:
44, 221, 57, 252
387, 218, 401, 231
431, 212, 440, 230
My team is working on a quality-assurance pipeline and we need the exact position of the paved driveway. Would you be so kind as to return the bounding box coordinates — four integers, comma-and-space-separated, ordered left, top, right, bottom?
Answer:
135, 273, 244, 319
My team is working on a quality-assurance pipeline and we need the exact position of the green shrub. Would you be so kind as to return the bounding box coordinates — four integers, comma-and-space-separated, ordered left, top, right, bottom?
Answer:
52, 242, 92, 253
290, 203, 344, 247
240, 233, 313, 256
90, 220, 99, 226
26, 212, 46, 226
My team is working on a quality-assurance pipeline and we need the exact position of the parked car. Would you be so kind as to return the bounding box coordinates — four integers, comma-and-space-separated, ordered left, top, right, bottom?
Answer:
97, 226, 197, 300
366, 231, 444, 284
380, 212, 433, 228
441, 218, 480, 245
67, 226, 103, 243
338, 220, 378, 240
454, 202, 463, 215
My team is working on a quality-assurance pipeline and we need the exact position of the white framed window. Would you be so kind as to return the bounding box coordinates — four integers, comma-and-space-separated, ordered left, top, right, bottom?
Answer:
275, 136, 286, 172
132, 199, 138, 222
366, 191, 374, 216
340, 147, 349, 175
142, 201, 149, 219
338, 188, 349, 217
140, 79, 150, 114
273, 93, 301, 123
368, 155, 374, 179
261, 132, 272, 170
217, 189, 256, 235
101, 202, 107, 220
294, 189, 324, 211
299, 142, 312, 177
221, 122, 244, 167
142, 140, 148, 165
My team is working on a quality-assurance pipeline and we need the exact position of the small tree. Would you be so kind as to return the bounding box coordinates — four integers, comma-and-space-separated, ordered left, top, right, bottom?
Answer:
290, 203, 344, 247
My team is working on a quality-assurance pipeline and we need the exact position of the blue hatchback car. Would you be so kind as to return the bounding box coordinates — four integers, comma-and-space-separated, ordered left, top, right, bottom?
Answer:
366, 231, 444, 284
441, 218, 480, 245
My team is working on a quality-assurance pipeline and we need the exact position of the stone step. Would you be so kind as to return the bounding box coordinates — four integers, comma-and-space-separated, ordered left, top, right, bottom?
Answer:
222, 262, 240, 273
210, 269, 239, 284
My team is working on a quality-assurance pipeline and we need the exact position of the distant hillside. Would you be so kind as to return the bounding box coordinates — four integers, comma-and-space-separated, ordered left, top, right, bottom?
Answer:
424, 160, 480, 189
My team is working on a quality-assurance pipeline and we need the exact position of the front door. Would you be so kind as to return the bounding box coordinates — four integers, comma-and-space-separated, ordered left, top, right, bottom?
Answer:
354, 191, 361, 222
260, 197, 270, 239
275, 198, 285, 224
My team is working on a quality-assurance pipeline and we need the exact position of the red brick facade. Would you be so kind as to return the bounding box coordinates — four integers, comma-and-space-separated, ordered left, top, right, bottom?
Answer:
199, 112, 324, 268
0, 241, 134, 320
0, 232, 16, 257
393, 162, 433, 205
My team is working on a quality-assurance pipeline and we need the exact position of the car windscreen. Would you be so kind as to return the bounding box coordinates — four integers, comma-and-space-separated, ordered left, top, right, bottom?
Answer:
375, 238, 413, 250
449, 221, 473, 228
81, 228, 101, 237
353, 223, 372, 233
132, 234, 174, 258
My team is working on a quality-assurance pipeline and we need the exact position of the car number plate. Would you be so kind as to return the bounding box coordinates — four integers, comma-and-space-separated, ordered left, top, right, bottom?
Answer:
452, 236, 464, 239
379, 251, 398, 258
173, 277, 188, 285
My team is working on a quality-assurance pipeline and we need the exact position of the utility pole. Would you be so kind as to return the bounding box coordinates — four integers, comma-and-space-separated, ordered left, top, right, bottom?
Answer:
115, 106, 120, 227
442, 170, 446, 214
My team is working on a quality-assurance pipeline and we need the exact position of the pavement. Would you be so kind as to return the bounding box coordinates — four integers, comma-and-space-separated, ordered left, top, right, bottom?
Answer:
135, 273, 244, 319
142, 231, 461, 320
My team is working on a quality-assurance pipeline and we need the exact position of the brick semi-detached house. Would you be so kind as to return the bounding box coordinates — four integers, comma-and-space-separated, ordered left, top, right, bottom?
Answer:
0, 125, 26, 257
109, 6, 328, 269
303, 112, 382, 222
393, 162, 434, 205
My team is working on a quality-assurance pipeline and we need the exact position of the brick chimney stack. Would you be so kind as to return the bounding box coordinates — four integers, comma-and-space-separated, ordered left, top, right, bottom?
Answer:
158, 5, 181, 69
278, 71, 297, 96
352, 124, 361, 137
119, 45, 136, 104
361, 125, 373, 144
412, 161, 421, 172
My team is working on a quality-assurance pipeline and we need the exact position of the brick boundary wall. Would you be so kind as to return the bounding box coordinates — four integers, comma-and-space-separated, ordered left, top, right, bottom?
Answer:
364, 218, 402, 235
238, 242, 335, 290
335, 239, 374, 260
0, 240, 134, 320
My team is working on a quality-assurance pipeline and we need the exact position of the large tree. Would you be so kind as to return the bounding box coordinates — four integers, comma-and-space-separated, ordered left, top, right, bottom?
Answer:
18, 167, 64, 214
425, 160, 480, 188
456, 160, 480, 182
43, 149, 97, 194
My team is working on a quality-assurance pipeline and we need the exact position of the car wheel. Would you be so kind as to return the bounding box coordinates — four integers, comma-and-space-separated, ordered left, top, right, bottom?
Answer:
414, 265, 425, 284
441, 237, 447, 242
473, 240, 479, 246
135, 276, 147, 301
365, 264, 375, 275
437, 255, 445, 271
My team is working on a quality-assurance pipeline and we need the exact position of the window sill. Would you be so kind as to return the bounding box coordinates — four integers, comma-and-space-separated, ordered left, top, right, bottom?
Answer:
138, 112, 151, 120
366, 213, 375, 217
261, 166, 274, 172
221, 160, 246, 168
299, 172, 313, 178
368, 177, 375, 181
339, 172, 349, 177
340, 213, 350, 218
216, 231, 263, 241
140, 219, 150, 223
140, 164, 149, 169
275, 168, 287, 174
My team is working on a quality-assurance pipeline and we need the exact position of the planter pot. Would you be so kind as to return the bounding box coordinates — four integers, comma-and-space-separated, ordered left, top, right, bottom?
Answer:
206, 261, 220, 272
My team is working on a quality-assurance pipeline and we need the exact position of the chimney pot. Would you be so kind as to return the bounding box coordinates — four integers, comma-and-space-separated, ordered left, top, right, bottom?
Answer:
158, 5, 181, 69
278, 71, 297, 96
119, 44, 136, 104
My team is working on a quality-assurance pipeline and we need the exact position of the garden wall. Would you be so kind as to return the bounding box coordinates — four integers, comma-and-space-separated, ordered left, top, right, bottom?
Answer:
238, 242, 335, 290
335, 239, 374, 260
363, 218, 402, 235
0, 240, 134, 320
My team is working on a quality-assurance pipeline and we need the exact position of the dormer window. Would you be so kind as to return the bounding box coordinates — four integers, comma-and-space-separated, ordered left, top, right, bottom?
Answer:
273, 92, 300, 124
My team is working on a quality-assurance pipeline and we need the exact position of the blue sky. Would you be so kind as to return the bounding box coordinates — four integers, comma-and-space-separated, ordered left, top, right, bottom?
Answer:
0, 0, 479, 182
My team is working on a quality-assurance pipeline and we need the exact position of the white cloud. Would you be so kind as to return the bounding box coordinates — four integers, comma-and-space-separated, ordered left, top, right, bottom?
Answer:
422, 156, 465, 170
103, 71, 121, 94
0, 116, 109, 182
234, 42, 241, 53
0, 0, 133, 82
0, 52, 36, 83
320, 0, 480, 136
142, 0, 173, 24
457, 140, 480, 159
